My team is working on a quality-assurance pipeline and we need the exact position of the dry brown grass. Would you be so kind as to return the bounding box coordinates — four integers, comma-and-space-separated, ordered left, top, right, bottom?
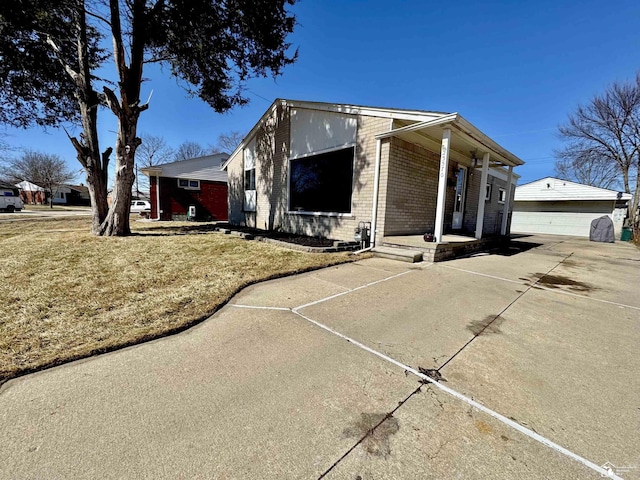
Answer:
0, 217, 360, 383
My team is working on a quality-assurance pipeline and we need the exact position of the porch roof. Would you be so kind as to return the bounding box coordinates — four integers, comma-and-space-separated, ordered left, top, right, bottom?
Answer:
375, 114, 524, 169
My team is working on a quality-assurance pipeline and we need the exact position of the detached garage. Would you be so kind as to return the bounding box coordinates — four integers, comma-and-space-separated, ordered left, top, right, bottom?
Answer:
511, 177, 631, 237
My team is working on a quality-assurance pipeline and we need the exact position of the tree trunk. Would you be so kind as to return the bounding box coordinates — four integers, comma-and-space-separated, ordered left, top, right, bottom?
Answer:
97, 111, 140, 236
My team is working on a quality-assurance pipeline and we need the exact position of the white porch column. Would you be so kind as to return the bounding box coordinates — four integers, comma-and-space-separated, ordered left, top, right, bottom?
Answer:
370, 138, 382, 247
434, 128, 451, 243
475, 152, 490, 239
500, 165, 514, 235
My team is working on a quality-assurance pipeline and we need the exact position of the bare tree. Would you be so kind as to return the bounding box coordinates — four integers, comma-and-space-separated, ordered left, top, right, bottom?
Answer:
557, 74, 640, 235
3, 150, 75, 207
554, 150, 621, 190
135, 134, 173, 194
173, 141, 209, 161
214, 131, 245, 154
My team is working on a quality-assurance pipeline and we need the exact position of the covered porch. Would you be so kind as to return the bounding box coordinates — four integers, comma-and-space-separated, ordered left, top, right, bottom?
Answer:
370, 113, 524, 247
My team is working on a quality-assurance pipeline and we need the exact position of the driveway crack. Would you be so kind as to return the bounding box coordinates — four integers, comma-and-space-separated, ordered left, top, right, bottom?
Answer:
317, 385, 422, 479
436, 253, 574, 372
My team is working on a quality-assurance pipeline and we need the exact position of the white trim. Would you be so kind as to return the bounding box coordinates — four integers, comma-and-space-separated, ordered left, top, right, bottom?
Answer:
155, 174, 161, 220
498, 187, 506, 204
501, 166, 514, 235
371, 138, 382, 247
434, 128, 451, 243
374, 113, 459, 139
288, 142, 356, 161
475, 152, 490, 239
488, 166, 520, 183
287, 211, 353, 218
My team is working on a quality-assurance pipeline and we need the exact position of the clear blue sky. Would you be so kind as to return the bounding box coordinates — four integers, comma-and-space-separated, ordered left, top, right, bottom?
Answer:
3, 0, 640, 186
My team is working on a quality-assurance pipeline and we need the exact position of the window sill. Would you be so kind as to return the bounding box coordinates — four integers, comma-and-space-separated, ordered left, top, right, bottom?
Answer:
287, 210, 353, 218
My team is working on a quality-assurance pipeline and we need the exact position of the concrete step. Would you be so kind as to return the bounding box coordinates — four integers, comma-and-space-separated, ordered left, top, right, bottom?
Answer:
372, 246, 424, 263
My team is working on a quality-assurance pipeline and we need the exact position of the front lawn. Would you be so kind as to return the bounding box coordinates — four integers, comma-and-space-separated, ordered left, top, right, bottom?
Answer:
0, 218, 360, 383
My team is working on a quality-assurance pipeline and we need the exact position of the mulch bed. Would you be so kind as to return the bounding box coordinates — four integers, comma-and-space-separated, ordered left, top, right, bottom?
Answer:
215, 223, 337, 247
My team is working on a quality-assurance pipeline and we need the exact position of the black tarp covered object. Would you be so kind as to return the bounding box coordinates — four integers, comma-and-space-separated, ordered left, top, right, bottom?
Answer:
589, 215, 615, 243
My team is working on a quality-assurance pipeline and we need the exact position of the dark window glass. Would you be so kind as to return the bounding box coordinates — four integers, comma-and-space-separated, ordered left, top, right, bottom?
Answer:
189, 180, 199, 188
178, 179, 189, 187
289, 147, 354, 213
244, 168, 256, 190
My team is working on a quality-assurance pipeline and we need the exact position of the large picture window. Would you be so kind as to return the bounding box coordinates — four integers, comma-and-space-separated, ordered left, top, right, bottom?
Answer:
289, 147, 354, 214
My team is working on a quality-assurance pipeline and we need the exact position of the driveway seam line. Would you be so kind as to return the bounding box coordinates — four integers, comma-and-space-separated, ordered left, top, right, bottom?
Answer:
294, 269, 416, 311
290, 307, 621, 479
440, 263, 640, 311
436, 253, 573, 372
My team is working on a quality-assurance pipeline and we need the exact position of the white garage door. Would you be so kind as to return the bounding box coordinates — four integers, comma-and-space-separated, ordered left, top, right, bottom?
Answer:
511, 201, 613, 237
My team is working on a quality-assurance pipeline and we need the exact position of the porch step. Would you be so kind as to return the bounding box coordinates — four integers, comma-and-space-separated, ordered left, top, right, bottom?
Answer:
372, 246, 424, 263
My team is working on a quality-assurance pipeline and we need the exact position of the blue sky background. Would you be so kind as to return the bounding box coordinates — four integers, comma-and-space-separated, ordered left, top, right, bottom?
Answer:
2, 0, 640, 187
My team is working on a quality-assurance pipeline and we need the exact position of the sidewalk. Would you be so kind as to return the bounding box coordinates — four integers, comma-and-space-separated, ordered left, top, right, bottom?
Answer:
1, 235, 638, 479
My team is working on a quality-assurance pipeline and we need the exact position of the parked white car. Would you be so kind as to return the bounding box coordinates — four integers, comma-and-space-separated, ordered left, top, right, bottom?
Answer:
130, 200, 151, 213
0, 194, 24, 212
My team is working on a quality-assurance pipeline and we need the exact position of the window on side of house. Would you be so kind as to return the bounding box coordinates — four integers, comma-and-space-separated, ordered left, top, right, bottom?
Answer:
498, 188, 506, 204
289, 146, 354, 214
485, 183, 492, 201
177, 179, 200, 190
243, 138, 257, 212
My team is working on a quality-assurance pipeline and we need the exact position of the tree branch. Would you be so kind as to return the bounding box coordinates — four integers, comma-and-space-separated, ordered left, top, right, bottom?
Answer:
45, 35, 79, 82
85, 8, 112, 27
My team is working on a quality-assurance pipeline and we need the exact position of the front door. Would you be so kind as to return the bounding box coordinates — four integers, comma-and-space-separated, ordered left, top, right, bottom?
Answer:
452, 167, 467, 230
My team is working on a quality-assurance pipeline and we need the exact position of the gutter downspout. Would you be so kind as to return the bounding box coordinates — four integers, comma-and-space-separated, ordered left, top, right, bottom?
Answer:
370, 138, 382, 248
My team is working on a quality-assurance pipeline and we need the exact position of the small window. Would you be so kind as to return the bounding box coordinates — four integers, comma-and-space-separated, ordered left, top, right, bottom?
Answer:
498, 188, 506, 204
485, 184, 492, 201
244, 168, 256, 191
177, 179, 200, 190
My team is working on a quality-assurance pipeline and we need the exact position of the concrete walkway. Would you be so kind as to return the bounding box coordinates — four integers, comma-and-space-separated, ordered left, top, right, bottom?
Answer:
1, 234, 639, 479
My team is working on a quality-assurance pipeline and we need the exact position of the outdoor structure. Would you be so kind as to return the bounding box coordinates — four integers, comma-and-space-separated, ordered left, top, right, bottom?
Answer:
52, 184, 90, 206
511, 177, 631, 237
142, 153, 229, 221
222, 99, 523, 257
15, 180, 46, 204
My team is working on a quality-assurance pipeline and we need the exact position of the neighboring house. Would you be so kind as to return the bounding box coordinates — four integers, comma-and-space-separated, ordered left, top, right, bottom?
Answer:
141, 153, 229, 221
51, 184, 91, 206
222, 99, 523, 245
511, 177, 631, 237
15, 180, 46, 204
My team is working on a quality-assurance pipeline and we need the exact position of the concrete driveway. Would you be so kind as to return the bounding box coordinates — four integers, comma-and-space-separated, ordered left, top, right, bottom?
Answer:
1, 234, 639, 479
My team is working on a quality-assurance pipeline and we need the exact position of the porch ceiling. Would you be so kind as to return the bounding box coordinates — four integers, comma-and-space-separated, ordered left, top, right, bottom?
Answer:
391, 118, 524, 169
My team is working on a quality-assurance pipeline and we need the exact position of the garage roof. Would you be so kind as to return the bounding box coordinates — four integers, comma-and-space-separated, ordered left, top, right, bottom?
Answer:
515, 177, 632, 201
141, 153, 229, 183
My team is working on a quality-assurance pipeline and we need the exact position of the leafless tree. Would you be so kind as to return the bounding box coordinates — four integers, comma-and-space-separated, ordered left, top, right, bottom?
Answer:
3, 150, 75, 207
135, 134, 173, 194
557, 73, 640, 234
554, 150, 621, 190
173, 141, 209, 161
214, 130, 245, 154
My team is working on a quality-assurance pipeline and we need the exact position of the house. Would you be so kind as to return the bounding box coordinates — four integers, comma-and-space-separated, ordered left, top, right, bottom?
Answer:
222, 99, 523, 249
53, 184, 90, 206
16, 180, 46, 204
511, 177, 631, 237
141, 153, 229, 221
